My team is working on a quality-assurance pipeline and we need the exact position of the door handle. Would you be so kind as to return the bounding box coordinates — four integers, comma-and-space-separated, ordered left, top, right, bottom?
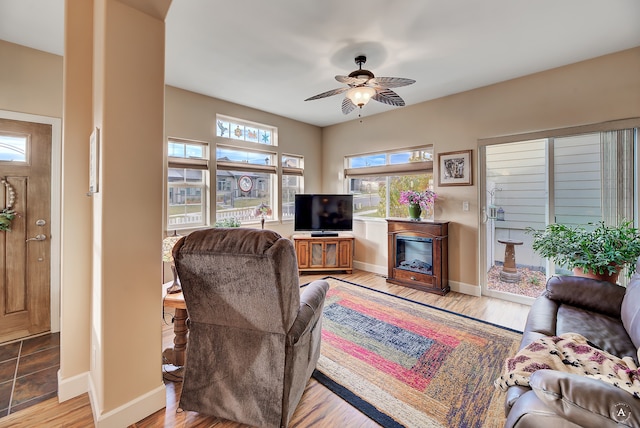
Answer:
26, 234, 47, 242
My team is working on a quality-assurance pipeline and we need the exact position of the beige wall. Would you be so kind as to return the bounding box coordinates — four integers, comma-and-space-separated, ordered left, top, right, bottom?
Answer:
322, 47, 640, 289
90, 0, 167, 420
0, 39, 62, 117
59, 0, 93, 399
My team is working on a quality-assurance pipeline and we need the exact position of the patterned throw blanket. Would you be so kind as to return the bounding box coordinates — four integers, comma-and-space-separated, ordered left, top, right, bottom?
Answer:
494, 333, 640, 398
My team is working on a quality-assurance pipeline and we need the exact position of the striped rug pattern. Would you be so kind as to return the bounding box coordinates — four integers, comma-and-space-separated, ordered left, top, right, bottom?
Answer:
312, 277, 522, 428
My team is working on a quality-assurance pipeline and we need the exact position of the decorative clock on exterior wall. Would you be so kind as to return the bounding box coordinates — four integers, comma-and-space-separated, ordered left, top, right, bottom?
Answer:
238, 175, 253, 192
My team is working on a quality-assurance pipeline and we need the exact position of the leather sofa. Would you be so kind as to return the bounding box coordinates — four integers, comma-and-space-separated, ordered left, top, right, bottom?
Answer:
504, 260, 640, 428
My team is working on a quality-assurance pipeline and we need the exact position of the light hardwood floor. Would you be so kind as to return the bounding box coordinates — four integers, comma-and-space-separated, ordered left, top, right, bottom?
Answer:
0, 270, 530, 428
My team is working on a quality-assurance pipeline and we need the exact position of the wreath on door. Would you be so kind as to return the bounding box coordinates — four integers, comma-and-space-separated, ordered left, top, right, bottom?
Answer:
0, 178, 16, 232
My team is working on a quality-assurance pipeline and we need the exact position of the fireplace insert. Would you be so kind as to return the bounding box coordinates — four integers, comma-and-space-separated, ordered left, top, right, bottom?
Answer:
396, 236, 433, 275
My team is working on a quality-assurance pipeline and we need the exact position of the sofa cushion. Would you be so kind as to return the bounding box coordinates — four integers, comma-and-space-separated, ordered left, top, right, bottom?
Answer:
621, 273, 640, 350
556, 305, 637, 363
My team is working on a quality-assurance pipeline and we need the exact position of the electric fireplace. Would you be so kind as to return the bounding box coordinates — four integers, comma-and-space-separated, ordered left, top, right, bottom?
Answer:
387, 219, 449, 295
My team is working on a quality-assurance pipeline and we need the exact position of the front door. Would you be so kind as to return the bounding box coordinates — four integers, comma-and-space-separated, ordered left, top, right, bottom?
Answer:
0, 118, 51, 343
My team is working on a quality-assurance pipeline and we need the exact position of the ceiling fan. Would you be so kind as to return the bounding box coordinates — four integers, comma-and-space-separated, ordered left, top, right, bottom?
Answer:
304, 55, 416, 115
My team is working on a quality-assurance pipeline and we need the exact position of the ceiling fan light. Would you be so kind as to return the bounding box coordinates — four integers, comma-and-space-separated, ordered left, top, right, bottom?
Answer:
346, 86, 376, 107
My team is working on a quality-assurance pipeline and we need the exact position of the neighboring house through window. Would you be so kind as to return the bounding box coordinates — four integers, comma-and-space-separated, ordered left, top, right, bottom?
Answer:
166, 116, 305, 229
167, 138, 209, 229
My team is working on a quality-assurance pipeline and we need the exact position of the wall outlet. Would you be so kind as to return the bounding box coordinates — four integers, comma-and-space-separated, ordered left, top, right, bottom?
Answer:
462, 201, 469, 211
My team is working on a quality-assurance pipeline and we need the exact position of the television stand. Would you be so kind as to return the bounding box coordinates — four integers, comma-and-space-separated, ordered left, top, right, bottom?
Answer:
292, 233, 354, 274
311, 231, 339, 237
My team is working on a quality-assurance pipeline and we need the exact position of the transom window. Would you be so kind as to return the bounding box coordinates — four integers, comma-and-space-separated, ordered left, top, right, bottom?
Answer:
345, 147, 434, 219
216, 114, 276, 146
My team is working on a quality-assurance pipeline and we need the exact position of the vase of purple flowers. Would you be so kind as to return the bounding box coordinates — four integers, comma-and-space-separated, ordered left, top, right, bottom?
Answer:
399, 189, 436, 221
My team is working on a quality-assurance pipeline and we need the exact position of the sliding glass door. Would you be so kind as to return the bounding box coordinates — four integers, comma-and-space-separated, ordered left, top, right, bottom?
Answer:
480, 128, 637, 304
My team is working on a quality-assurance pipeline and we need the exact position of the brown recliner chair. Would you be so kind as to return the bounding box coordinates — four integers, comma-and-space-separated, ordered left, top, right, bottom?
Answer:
173, 228, 329, 428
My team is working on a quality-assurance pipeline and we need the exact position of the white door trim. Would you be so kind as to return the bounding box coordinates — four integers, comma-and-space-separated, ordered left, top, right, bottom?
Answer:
0, 109, 62, 334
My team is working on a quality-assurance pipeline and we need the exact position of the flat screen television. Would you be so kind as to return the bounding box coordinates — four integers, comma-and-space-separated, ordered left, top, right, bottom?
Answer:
294, 194, 353, 237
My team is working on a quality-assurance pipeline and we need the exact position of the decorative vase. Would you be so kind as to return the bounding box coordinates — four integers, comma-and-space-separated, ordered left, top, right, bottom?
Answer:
408, 203, 422, 220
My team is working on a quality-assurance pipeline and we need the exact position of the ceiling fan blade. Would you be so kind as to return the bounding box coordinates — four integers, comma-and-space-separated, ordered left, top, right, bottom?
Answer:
342, 97, 356, 115
304, 86, 349, 101
373, 89, 406, 107
335, 75, 369, 85
368, 77, 416, 89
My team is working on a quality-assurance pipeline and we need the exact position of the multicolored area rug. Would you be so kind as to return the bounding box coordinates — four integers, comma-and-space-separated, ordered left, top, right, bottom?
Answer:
309, 277, 522, 428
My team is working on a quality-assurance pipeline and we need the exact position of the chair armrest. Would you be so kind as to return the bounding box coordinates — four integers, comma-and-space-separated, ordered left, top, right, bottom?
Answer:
545, 276, 625, 318
287, 280, 329, 344
529, 369, 640, 427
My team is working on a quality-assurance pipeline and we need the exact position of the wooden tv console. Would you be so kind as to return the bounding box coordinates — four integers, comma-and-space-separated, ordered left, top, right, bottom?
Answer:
292, 233, 354, 274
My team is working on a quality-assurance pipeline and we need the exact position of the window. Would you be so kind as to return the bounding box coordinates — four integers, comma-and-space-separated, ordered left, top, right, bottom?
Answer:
282, 154, 304, 220
166, 116, 303, 229
480, 122, 639, 302
216, 145, 276, 224
0, 133, 28, 163
216, 115, 276, 146
345, 147, 434, 219
167, 139, 208, 229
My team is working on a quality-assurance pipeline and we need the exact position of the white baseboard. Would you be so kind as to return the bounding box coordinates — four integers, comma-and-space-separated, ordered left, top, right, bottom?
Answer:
57, 370, 90, 402
353, 260, 387, 276
88, 375, 166, 428
354, 262, 482, 297
449, 280, 482, 296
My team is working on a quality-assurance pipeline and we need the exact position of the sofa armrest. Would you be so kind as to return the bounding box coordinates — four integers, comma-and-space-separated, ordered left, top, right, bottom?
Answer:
529, 369, 640, 427
545, 276, 625, 318
287, 280, 329, 344
505, 390, 582, 428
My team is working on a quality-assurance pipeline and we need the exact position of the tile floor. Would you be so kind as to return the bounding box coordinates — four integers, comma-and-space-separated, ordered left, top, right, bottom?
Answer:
0, 332, 60, 418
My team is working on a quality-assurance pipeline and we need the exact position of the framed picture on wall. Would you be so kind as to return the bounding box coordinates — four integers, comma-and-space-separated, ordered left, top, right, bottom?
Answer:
438, 150, 473, 186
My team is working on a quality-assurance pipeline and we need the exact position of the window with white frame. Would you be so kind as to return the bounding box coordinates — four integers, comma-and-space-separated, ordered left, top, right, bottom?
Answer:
167, 138, 209, 229
282, 154, 304, 220
345, 147, 434, 218
216, 145, 276, 224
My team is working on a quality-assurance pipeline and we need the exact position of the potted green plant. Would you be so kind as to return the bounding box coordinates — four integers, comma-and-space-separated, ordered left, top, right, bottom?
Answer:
527, 220, 640, 282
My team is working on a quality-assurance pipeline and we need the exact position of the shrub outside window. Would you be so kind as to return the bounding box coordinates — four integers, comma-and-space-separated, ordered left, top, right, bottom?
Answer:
346, 147, 434, 219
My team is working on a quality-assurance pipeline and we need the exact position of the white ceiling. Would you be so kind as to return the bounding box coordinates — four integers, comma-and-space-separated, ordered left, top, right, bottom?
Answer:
1, 0, 639, 127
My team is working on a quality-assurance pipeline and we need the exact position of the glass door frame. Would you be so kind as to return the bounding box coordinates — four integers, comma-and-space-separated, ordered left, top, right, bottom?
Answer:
478, 144, 537, 306
478, 119, 640, 305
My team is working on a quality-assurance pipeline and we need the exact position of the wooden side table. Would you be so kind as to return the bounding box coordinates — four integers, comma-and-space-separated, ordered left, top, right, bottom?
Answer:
162, 285, 188, 367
